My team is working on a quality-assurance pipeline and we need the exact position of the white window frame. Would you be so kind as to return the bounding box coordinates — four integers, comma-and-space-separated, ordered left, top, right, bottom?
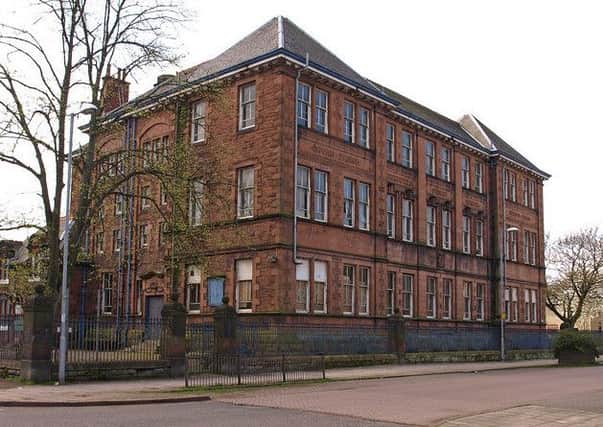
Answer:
189, 180, 204, 226
236, 259, 253, 313
315, 89, 328, 133
186, 265, 201, 313
386, 124, 395, 162
239, 83, 256, 130
443, 279, 452, 319
141, 185, 150, 210
402, 199, 414, 242
442, 209, 451, 250
295, 259, 310, 313
113, 229, 121, 253
386, 271, 396, 316
296, 166, 311, 219
476, 219, 484, 256
524, 288, 531, 322
191, 100, 207, 143
530, 289, 538, 323
507, 229, 518, 261
358, 182, 370, 231
115, 194, 123, 216
463, 282, 472, 320
343, 178, 355, 228
461, 156, 470, 189
237, 167, 254, 219
476, 283, 485, 321
102, 273, 113, 315
402, 131, 413, 168
524, 230, 530, 264
529, 180, 536, 209
343, 264, 355, 315
462, 215, 471, 254
343, 101, 354, 143
138, 224, 149, 249
441, 147, 451, 181
426, 206, 436, 247
511, 287, 518, 322
313, 261, 328, 314
402, 274, 414, 317
359, 107, 370, 148
297, 82, 311, 128
314, 170, 328, 222
475, 162, 483, 193
386, 194, 395, 238
530, 232, 537, 265
95, 232, 104, 255
358, 267, 370, 315
425, 141, 435, 176
426, 277, 437, 319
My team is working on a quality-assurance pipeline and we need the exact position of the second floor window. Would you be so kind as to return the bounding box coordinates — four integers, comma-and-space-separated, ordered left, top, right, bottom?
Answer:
343, 101, 354, 143
426, 206, 436, 247
386, 124, 395, 162
112, 229, 122, 253
315, 89, 328, 133
504, 169, 517, 202
297, 82, 311, 128
425, 141, 435, 176
239, 83, 256, 130
359, 182, 370, 230
189, 180, 204, 226
475, 162, 484, 193
441, 147, 451, 181
191, 100, 206, 143
141, 186, 150, 210
314, 170, 328, 222
359, 108, 370, 148
95, 232, 104, 254
402, 199, 414, 242
507, 229, 518, 261
138, 224, 149, 248
476, 219, 484, 256
296, 166, 310, 218
442, 209, 451, 250
386, 194, 395, 238
402, 131, 413, 168
528, 180, 536, 208
462, 216, 471, 254
461, 156, 470, 189
343, 178, 354, 227
237, 167, 254, 218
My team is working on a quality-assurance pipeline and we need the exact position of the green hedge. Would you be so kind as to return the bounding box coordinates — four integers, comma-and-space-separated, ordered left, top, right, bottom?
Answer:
552, 329, 600, 358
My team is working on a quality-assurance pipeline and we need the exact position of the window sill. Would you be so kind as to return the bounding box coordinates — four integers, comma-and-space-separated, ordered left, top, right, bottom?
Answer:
238, 125, 256, 134
343, 311, 353, 316
237, 309, 252, 313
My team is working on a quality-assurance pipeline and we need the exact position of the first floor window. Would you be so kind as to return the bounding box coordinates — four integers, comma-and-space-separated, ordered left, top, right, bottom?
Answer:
295, 259, 310, 313
343, 178, 355, 227
102, 273, 113, 315
476, 219, 484, 256
189, 180, 204, 226
236, 259, 253, 312
463, 216, 471, 254
296, 166, 310, 218
386, 194, 395, 238
141, 186, 150, 210
442, 210, 451, 250
239, 83, 256, 130
187, 266, 201, 312
402, 274, 413, 317
208, 277, 225, 307
476, 283, 485, 320
359, 267, 370, 315
237, 167, 254, 218
314, 261, 327, 313
507, 229, 518, 261
402, 199, 413, 242
443, 279, 452, 319
387, 272, 396, 315
314, 170, 328, 221
343, 265, 355, 314
464, 282, 472, 320
359, 183, 370, 230
426, 277, 437, 318
95, 232, 104, 254
530, 232, 537, 265
426, 206, 436, 247
138, 224, 149, 248
112, 229, 122, 253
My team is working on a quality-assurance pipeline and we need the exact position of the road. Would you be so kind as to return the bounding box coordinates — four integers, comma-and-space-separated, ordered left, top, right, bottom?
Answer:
1, 366, 601, 426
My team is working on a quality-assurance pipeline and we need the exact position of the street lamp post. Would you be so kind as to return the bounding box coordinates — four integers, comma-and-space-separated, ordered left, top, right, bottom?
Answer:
500, 225, 519, 361
58, 105, 97, 385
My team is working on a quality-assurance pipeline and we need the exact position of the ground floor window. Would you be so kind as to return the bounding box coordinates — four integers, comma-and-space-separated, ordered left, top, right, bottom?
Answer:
186, 265, 201, 313
442, 279, 452, 319
343, 265, 355, 314
236, 259, 253, 312
102, 272, 113, 315
476, 283, 485, 320
402, 274, 413, 317
387, 272, 396, 315
314, 261, 327, 313
359, 267, 370, 315
296, 259, 310, 313
208, 277, 225, 307
426, 277, 436, 318
464, 282, 472, 320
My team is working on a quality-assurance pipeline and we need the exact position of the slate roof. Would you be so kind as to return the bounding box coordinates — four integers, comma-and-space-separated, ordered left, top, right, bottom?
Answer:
101, 16, 548, 178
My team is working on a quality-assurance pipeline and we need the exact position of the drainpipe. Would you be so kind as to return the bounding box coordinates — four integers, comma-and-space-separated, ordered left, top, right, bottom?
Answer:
293, 53, 309, 264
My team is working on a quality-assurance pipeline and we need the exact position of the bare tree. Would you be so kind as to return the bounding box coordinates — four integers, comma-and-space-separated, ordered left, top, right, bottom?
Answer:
546, 228, 603, 328
0, 0, 187, 296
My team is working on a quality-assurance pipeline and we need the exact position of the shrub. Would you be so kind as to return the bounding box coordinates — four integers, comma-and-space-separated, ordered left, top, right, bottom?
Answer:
553, 329, 600, 359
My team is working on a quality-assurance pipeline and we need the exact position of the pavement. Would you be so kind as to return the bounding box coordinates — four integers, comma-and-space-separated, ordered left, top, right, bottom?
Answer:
0, 359, 558, 406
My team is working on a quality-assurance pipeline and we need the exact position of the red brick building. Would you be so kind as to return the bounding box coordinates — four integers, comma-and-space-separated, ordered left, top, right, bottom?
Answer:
71, 17, 549, 328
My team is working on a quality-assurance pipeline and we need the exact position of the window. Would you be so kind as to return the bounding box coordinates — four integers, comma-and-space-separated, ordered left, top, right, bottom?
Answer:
529, 180, 536, 209
236, 259, 253, 312
443, 279, 452, 319
115, 194, 123, 216
112, 229, 121, 253
476, 219, 484, 256
295, 259, 310, 313
138, 224, 149, 249
237, 167, 254, 218
359, 267, 370, 315
343, 265, 355, 314
102, 273, 113, 315
463, 282, 472, 320
315, 89, 328, 133
386, 272, 396, 315
359, 108, 370, 148
442, 209, 451, 250
239, 83, 256, 130
530, 232, 537, 265
343, 101, 354, 143
462, 216, 471, 254
402, 274, 413, 317
426, 277, 436, 318
441, 147, 451, 181
140, 186, 150, 210
95, 232, 104, 254
523, 179, 529, 206
160, 184, 168, 205
402, 131, 413, 168
475, 162, 483, 193
402, 199, 414, 242
208, 277, 224, 307
504, 288, 510, 321
507, 228, 518, 261
425, 141, 435, 176
191, 101, 206, 143
524, 288, 531, 322
461, 156, 470, 189
314, 170, 328, 222
154, 136, 167, 162
386, 194, 395, 238
530, 289, 538, 323
314, 261, 327, 313
189, 180, 204, 226
504, 170, 517, 202
296, 166, 310, 218
135, 279, 143, 315
511, 287, 518, 322
386, 124, 395, 162
359, 182, 370, 230
142, 142, 152, 168
186, 266, 201, 312
523, 230, 530, 265
159, 222, 169, 246
426, 206, 436, 247
0, 259, 8, 283
477, 283, 485, 320
343, 178, 355, 227
297, 82, 311, 127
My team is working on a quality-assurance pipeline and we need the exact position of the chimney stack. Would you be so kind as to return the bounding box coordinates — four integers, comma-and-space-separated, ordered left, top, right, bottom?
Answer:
100, 65, 130, 115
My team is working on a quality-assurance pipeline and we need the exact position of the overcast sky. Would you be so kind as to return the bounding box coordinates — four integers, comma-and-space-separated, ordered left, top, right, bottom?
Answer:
1, 0, 601, 241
